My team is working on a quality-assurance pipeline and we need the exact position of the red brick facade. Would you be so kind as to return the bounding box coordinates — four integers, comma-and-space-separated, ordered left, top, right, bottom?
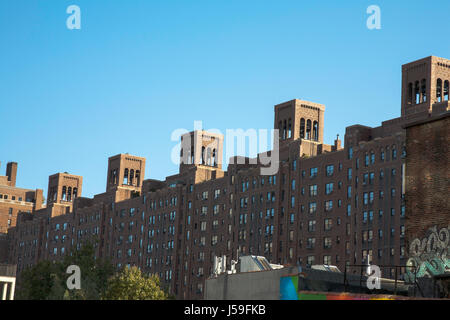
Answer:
4, 56, 450, 299
0, 161, 43, 263
405, 113, 449, 244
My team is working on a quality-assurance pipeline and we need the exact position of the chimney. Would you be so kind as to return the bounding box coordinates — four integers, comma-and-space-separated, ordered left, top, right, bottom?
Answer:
34, 189, 44, 211
6, 162, 18, 187
334, 134, 342, 151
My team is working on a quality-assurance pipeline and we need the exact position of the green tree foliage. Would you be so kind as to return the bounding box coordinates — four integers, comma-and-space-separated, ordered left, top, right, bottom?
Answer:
16, 242, 168, 300
103, 266, 168, 300
16, 260, 57, 300
60, 241, 114, 299
16, 241, 114, 300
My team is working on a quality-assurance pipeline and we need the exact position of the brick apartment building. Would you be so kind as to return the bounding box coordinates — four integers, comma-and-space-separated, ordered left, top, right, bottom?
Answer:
4, 56, 450, 299
0, 162, 44, 262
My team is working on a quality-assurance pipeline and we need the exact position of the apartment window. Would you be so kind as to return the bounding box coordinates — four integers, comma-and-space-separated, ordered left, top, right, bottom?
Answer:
289, 230, 294, 241
347, 204, 351, 217
347, 168, 352, 180
392, 148, 397, 160
370, 152, 375, 164
347, 186, 352, 199
323, 237, 332, 249
391, 188, 396, 197
323, 255, 331, 265
391, 168, 396, 177
362, 250, 368, 261
291, 196, 295, 208
362, 231, 368, 242
348, 147, 353, 160
309, 202, 317, 214
326, 165, 334, 176
369, 172, 374, 184
325, 183, 333, 195
363, 193, 369, 205
307, 256, 315, 266
324, 218, 332, 231
308, 220, 316, 232
310, 167, 318, 178
368, 230, 373, 241
307, 238, 316, 249
289, 248, 294, 259
291, 179, 296, 191
363, 173, 369, 185
309, 185, 318, 196
324, 200, 333, 212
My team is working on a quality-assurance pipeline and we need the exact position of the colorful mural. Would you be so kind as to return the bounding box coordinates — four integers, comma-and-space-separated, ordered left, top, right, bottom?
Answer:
280, 275, 299, 300
279, 275, 400, 300
404, 225, 450, 283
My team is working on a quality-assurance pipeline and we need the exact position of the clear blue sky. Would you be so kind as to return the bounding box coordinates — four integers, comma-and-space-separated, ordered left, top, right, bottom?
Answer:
0, 0, 449, 199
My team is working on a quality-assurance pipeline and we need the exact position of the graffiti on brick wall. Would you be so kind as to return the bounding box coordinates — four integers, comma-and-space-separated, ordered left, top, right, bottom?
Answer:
405, 225, 450, 282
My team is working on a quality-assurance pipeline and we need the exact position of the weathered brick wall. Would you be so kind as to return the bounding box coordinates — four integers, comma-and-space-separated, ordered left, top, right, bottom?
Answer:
404, 113, 449, 281
405, 114, 449, 241
0, 233, 8, 263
